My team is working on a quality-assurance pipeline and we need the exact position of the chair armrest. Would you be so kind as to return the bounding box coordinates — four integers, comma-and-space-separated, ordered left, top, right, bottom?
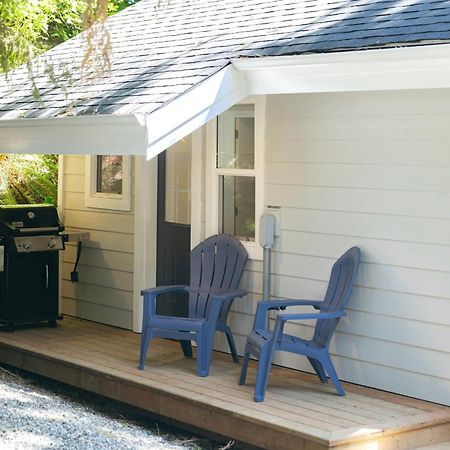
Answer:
253, 299, 324, 329
277, 310, 346, 322
141, 286, 188, 319
258, 299, 323, 311
266, 310, 346, 348
141, 285, 188, 296
210, 289, 247, 301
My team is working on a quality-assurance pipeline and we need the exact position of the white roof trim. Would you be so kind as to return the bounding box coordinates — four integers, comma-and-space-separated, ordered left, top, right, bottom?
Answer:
232, 44, 450, 95
1, 44, 450, 157
0, 114, 148, 155
144, 64, 248, 160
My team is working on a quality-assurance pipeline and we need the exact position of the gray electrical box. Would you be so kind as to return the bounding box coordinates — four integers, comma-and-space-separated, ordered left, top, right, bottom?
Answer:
259, 213, 276, 248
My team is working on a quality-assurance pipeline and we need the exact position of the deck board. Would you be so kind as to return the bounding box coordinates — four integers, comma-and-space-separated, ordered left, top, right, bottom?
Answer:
0, 317, 449, 450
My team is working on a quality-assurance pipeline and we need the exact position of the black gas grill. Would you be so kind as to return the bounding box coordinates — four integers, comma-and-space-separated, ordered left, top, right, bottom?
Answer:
0, 205, 65, 331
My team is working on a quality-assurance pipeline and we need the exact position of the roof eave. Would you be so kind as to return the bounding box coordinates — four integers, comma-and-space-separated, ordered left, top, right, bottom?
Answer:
232, 43, 450, 95
0, 114, 148, 155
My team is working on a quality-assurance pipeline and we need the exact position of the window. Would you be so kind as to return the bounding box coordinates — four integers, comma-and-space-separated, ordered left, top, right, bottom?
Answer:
165, 136, 191, 225
85, 155, 131, 211
206, 98, 265, 259
96, 155, 123, 194
218, 105, 256, 241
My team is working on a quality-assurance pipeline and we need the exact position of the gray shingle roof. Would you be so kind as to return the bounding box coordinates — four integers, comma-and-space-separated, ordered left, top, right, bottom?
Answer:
1, 0, 449, 119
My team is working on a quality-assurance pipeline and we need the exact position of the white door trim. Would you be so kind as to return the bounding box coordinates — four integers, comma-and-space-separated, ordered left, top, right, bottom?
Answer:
132, 155, 158, 332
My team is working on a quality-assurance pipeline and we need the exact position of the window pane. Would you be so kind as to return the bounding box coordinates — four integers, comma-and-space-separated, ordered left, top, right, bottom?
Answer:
218, 105, 254, 169
221, 176, 255, 241
96, 155, 123, 194
234, 117, 255, 169
165, 137, 191, 225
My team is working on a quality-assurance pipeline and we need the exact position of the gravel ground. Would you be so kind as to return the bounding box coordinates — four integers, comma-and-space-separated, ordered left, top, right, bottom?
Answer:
0, 365, 232, 450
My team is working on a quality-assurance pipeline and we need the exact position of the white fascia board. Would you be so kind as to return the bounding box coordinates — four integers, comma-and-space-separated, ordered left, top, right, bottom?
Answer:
232, 44, 450, 95
0, 114, 148, 155
144, 64, 248, 160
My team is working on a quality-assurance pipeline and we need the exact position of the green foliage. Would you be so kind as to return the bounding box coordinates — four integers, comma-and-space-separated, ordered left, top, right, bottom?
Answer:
0, 155, 59, 205
0, 0, 81, 74
0, 0, 141, 73
108, 0, 140, 14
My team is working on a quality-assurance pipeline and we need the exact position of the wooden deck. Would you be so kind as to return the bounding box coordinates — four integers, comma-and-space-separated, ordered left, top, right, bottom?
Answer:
0, 317, 448, 450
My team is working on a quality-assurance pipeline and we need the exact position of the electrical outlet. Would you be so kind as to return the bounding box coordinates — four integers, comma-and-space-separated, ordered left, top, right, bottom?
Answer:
266, 206, 281, 236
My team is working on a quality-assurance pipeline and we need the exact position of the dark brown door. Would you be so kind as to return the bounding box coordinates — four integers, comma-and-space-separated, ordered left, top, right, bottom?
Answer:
156, 145, 191, 317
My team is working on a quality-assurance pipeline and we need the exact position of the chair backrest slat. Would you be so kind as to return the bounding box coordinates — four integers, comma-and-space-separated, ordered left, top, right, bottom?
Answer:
313, 247, 360, 347
196, 239, 217, 317
188, 234, 248, 320
211, 238, 229, 289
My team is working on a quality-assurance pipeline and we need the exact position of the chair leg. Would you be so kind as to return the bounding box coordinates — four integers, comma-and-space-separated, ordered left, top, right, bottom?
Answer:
321, 354, 345, 396
224, 327, 239, 363
254, 345, 273, 402
180, 340, 193, 358
138, 327, 153, 370
239, 348, 251, 385
308, 357, 328, 384
196, 335, 212, 377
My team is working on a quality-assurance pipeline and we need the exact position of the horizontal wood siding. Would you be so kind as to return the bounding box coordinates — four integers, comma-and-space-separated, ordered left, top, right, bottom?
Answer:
61, 155, 134, 329
216, 90, 450, 406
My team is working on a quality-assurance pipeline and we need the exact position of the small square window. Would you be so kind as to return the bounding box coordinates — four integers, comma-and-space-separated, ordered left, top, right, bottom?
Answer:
96, 155, 123, 194
85, 155, 131, 211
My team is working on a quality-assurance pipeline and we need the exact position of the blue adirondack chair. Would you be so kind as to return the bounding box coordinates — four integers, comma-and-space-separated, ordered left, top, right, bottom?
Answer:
139, 234, 248, 376
239, 246, 361, 402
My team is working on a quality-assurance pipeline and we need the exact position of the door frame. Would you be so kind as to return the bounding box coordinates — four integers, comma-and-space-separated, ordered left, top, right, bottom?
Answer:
132, 128, 204, 332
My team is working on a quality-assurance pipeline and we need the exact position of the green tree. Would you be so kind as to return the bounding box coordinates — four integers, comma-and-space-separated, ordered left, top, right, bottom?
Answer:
0, 0, 140, 74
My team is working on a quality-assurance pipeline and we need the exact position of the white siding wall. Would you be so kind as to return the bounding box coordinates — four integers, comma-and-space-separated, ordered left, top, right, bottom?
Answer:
214, 90, 450, 406
191, 127, 206, 248
61, 155, 134, 329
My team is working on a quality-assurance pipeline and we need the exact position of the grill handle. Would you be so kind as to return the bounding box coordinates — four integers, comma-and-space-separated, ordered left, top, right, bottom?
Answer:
19, 226, 62, 234
45, 264, 49, 289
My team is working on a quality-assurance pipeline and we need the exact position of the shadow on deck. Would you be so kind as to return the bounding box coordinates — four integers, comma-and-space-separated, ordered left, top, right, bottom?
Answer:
0, 316, 448, 450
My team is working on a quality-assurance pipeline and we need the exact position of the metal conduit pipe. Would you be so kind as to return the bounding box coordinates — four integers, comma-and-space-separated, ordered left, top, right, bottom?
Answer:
259, 213, 276, 327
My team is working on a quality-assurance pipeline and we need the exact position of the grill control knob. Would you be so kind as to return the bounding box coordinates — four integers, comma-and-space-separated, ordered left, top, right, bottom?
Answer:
48, 239, 56, 249
23, 242, 32, 251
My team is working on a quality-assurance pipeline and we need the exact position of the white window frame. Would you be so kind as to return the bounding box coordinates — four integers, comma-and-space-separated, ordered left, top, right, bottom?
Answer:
85, 155, 132, 211
205, 96, 265, 260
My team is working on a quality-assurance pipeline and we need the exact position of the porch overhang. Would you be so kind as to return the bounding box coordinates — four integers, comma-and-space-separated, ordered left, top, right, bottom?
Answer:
0, 114, 149, 156
0, 64, 249, 159
1, 44, 450, 159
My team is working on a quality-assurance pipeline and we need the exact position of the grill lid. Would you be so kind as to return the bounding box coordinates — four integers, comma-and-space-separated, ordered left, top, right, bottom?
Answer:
0, 205, 64, 236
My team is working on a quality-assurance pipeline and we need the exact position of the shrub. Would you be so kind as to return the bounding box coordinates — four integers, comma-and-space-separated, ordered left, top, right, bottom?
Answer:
0, 154, 58, 205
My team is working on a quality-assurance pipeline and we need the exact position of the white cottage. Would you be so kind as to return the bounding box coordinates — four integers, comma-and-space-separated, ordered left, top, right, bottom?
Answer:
0, 0, 449, 409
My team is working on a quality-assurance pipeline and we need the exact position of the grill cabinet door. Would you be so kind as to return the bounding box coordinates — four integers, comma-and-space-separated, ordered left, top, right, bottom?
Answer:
0, 251, 59, 323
